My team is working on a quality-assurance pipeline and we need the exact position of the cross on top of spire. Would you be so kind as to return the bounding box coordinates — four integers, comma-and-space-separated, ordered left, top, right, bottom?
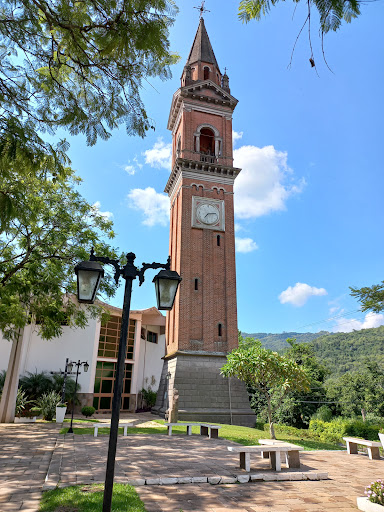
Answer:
194, 1, 210, 18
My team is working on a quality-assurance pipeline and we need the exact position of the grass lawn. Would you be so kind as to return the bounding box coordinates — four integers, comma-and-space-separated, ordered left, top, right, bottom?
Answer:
60, 419, 343, 450
39, 484, 147, 512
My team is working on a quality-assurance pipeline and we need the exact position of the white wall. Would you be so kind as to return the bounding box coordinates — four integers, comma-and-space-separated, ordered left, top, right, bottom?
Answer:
135, 324, 165, 393
0, 320, 99, 393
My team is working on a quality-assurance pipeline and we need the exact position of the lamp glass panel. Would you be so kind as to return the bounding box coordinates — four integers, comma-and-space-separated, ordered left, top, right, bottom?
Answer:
77, 269, 100, 302
157, 279, 178, 309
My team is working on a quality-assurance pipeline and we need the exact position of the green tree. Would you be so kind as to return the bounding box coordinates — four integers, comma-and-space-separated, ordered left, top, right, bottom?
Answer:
275, 338, 330, 428
0, 0, 179, 229
238, 0, 360, 67
326, 361, 384, 419
221, 341, 310, 438
350, 282, 384, 314
0, 167, 117, 341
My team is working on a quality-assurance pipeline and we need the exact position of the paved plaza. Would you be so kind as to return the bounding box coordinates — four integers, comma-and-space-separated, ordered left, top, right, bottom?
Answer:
0, 419, 383, 511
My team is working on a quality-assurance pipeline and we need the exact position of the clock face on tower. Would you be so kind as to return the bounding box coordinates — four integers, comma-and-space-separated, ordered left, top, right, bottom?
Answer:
192, 196, 225, 231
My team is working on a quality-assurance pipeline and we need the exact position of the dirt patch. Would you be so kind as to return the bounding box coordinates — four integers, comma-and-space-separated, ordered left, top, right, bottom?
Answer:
80, 485, 103, 493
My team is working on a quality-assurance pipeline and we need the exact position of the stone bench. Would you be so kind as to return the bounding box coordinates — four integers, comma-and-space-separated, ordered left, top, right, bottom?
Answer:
93, 422, 134, 438
228, 443, 304, 472
165, 422, 222, 438
258, 439, 303, 467
343, 437, 382, 460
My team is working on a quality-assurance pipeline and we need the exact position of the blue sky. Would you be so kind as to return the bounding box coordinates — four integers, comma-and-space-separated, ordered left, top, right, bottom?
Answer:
66, 0, 384, 334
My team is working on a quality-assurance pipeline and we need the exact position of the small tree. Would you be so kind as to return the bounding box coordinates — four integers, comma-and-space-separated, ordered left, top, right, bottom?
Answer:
221, 342, 310, 438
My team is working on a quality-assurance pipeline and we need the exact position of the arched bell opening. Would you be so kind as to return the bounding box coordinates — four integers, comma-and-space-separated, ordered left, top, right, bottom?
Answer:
200, 128, 215, 156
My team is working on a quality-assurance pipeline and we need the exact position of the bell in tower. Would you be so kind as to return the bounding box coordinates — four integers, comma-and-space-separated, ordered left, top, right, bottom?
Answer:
152, 16, 254, 427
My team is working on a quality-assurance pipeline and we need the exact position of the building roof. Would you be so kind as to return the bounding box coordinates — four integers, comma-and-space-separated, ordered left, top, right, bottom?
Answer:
186, 17, 220, 72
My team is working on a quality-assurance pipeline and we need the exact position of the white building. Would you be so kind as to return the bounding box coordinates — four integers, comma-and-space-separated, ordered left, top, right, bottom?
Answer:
0, 303, 166, 412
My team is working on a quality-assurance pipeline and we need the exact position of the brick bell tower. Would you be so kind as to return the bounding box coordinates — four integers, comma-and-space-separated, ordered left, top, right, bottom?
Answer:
153, 17, 254, 426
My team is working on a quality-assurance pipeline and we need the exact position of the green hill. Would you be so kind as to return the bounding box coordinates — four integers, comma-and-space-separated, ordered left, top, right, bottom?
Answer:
241, 331, 328, 352
242, 326, 384, 376
310, 326, 384, 375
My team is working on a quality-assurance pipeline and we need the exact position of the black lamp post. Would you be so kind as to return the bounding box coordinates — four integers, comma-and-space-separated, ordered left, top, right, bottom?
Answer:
75, 249, 181, 512
67, 360, 89, 434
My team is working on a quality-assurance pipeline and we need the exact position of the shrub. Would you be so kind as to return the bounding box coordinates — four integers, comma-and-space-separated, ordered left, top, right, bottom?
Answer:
0, 370, 6, 393
81, 406, 95, 417
309, 418, 383, 443
255, 421, 265, 431
19, 371, 54, 400
141, 388, 157, 408
36, 391, 61, 421
15, 388, 30, 416
312, 405, 333, 422
365, 480, 384, 505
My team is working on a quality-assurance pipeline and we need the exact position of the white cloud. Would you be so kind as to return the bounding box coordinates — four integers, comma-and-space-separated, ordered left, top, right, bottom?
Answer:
233, 145, 305, 219
92, 201, 113, 220
124, 165, 136, 176
143, 137, 172, 170
279, 283, 327, 307
232, 130, 243, 146
127, 187, 169, 226
235, 237, 258, 253
332, 312, 384, 333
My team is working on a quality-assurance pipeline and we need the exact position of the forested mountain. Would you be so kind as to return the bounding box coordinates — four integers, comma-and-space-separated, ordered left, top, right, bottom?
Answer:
242, 326, 384, 376
241, 331, 328, 351
310, 326, 384, 375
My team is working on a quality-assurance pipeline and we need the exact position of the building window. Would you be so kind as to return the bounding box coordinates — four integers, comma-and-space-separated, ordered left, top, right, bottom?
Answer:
98, 316, 135, 359
218, 323, 223, 337
194, 278, 199, 290
200, 127, 215, 155
204, 66, 210, 80
217, 235, 221, 247
93, 361, 133, 412
147, 330, 158, 344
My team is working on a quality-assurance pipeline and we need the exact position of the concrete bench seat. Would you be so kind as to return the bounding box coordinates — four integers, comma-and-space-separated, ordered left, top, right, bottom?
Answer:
228, 443, 304, 472
165, 422, 222, 438
343, 437, 382, 460
258, 439, 303, 466
93, 422, 134, 438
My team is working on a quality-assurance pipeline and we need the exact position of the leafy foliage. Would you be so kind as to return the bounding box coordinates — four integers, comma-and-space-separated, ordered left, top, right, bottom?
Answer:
36, 390, 62, 421
141, 387, 157, 408
81, 406, 95, 418
0, 0, 178, 143
238, 0, 360, 34
0, 370, 5, 393
310, 326, 384, 375
0, 168, 118, 340
0, 0, 179, 230
221, 338, 310, 438
15, 388, 30, 416
19, 371, 80, 404
241, 331, 327, 352
350, 281, 384, 314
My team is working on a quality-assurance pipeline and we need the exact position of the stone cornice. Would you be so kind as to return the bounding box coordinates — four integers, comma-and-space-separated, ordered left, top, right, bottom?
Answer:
167, 80, 238, 131
164, 157, 241, 197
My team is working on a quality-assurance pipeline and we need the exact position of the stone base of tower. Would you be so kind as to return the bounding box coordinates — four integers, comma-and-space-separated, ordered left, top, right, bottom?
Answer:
152, 351, 255, 427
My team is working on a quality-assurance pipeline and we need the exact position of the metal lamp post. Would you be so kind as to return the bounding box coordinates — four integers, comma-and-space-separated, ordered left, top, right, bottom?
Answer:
75, 248, 181, 512
67, 360, 89, 434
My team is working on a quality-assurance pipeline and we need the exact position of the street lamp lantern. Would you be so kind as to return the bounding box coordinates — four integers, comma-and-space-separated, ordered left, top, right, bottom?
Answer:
74, 260, 104, 303
153, 269, 182, 311
83, 362, 89, 373
66, 361, 73, 373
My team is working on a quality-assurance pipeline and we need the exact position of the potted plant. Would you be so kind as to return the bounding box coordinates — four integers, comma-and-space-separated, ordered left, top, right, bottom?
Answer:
379, 428, 384, 449
14, 389, 36, 423
36, 391, 62, 421
357, 480, 384, 511
56, 402, 67, 423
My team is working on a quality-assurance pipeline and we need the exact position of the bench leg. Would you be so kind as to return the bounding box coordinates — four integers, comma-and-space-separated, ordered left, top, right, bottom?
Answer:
123, 426, 128, 436
210, 428, 219, 439
368, 447, 380, 460
240, 452, 250, 472
187, 425, 192, 435
262, 451, 270, 459
200, 426, 209, 436
167, 426, 172, 436
270, 452, 281, 472
287, 450, 300, 468
347, 441, 358, 455
94, 427, 98, 438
